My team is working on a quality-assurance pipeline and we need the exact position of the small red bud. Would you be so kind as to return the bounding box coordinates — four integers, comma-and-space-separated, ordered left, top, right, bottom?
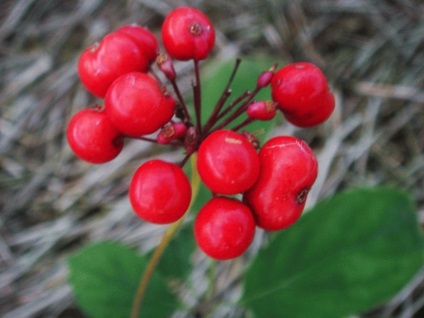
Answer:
256, 63, 277, 88
156, 53, 176, 81
157, 122, 187, 144
247, 100, 277, 121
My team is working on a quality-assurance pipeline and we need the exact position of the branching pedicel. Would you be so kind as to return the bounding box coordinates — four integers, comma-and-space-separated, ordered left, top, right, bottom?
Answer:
67, 6, 335, 260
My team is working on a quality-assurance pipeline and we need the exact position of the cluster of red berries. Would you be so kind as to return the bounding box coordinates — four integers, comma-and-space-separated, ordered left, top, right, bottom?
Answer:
67, 7, 334, 260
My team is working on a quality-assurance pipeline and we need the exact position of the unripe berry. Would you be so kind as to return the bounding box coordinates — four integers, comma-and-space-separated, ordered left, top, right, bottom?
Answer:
161, 7, 215, 61
194, 197, 256, 260
197, 130, 260, 195
129, 160, 192, 224
105, 72, 175, 137
66, 107, 124, 164
244, 136, 318, 231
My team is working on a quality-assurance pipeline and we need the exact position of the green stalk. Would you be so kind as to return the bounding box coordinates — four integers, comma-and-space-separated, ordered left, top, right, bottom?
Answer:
130, 153, 200, 318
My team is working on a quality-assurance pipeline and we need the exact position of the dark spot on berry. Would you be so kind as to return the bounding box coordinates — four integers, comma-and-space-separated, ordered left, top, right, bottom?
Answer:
296, 188, 309, 204
190, 22, 202, 35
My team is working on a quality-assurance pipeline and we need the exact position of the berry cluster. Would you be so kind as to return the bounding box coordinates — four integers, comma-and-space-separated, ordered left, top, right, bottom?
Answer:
67, 7, 334, 260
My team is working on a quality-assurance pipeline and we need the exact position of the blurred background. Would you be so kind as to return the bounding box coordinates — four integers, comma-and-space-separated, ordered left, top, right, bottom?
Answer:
1, 0, 423, 317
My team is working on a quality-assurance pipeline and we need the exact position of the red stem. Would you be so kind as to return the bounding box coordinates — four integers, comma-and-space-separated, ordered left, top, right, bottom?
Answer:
203, 58, 242, 134
193, 60, 202, 134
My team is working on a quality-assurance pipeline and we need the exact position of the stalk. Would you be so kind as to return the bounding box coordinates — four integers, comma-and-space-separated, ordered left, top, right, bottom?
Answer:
130, 153, 200, 318
193, 60, 202, 133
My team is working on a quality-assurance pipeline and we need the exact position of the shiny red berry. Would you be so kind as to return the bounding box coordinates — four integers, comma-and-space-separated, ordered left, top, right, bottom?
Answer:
161, 7, 215, 61
66, 107, 124, 164
244, 136, 318, 231
129, 160, 192, 224
105, 72, 176, 137
197, 130, 260, 195
194, 197, 256, 260
271, 62, 333, 126
77, 32, 149, 98
284, 91, 335, 127
115, 24, 159, 63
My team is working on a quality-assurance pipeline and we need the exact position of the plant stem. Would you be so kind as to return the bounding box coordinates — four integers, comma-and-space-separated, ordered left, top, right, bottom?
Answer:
231, 117, 254, 131
205, 259, 217, 300
193, 60, 202, 134
213, 86, 262, 131
170, 79, 191, 122
214, 90, 252, 122
130, 153, 200, 318
202, 58, 242, 135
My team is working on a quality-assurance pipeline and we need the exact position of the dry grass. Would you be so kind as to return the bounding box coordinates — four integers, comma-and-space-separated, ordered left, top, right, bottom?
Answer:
1, 0, 423, 317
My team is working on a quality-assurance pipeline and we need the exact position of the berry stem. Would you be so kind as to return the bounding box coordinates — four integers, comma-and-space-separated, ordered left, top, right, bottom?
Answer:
179, 151, 193, 167
130, 154, 200, 318
231, 117, 254, 131
213, 86, 262, 131
202, 58, 242, 134
135, 136, 159, 143
214, 90, 251, 122
170, 79, 192, 123
193, 60, 202, 133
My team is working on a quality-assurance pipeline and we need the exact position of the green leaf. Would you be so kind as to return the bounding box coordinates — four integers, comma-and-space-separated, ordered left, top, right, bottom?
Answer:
200, 55, 278, 142
155, 225, 196, 280
241, 187, 424, 318
68, 241, 178, 318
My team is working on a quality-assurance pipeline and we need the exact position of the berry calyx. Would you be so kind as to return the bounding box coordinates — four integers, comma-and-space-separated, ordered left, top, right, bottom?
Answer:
129, 160, 192, 224
244, 136, 318, 231
161, 7, 215, 61
196, 130, 260, 195
66, 107, 124, 164
194, 197, 256, 260
271, 62, 334, 127
105, 72, 176, 137
77, 32, 149, 98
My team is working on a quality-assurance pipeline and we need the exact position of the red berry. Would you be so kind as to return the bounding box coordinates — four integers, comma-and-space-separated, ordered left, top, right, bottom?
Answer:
115, 24, 159, 63
161, 7, 215, 61
78, 32, 149, 98
284, 91, 335, 127
105, 72, 176, 137
247, 100, 277, 121
244, 136, 318, 231
66, 107, 124, 164
270, 62, 334, 126
194, 197, 256, 260
197, 130, 260, 195
129, 160, 192, 224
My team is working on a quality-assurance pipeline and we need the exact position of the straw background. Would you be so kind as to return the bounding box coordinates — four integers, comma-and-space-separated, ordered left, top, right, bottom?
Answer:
1, 0, 423, 317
